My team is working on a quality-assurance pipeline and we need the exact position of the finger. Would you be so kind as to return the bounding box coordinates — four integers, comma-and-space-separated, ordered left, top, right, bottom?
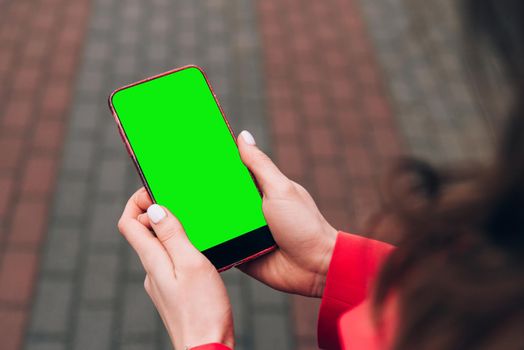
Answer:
122, 187, 154, 219
137, 213, 152, 229
237, 130, 290, 194
135, 187, 154, 212
237, 256, 267, 280
146, 204, 202, 265
119, 197, 172, 277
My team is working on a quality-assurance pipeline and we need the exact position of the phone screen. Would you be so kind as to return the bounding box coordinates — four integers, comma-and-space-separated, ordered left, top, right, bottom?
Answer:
110, 66, 267, 252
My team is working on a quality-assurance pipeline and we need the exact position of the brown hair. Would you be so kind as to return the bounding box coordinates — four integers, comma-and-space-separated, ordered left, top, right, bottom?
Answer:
373, 0, 524, 348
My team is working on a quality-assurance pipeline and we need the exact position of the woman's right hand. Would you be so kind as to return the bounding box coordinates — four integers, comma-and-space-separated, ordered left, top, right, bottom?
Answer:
236, 131, 338, 298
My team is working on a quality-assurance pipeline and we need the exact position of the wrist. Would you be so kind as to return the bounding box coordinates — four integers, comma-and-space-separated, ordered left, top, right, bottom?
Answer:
184, 331, 234, 350
189, 343, 233, 350
169, 322, 234, 350
312, 226, 338, 297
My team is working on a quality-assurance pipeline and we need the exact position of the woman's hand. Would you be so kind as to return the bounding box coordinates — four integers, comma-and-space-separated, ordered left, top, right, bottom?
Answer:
117, 188, 234, 350
237, 131, 338, 298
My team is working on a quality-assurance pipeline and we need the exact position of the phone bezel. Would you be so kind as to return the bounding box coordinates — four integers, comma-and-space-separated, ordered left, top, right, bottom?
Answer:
108, 65, 276, 271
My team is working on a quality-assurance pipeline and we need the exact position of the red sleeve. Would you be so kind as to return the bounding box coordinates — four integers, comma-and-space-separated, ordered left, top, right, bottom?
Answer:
190, 343, 232, 350
317, 232, 394, 349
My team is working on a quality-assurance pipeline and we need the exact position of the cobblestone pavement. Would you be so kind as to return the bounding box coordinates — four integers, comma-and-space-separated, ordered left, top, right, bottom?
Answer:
0, 0, 91, 349
0, 0, 494, 349
23, 0, 291, 350
256, 0, 493, 348
359, 0, 493, 163
257, 0, 404, 347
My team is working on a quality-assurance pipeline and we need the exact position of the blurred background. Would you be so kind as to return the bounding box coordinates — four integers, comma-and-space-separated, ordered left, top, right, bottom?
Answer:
0, 0, 493, 349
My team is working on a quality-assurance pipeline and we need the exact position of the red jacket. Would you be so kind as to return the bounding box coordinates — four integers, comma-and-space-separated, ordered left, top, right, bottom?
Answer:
192, 232, 395, 350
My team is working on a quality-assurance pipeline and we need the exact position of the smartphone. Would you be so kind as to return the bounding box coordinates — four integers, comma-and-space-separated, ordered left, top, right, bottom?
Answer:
108, 65, 276, 271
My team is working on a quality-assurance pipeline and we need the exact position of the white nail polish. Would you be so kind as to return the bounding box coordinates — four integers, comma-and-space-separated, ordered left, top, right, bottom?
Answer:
147, 204, 166, 224
240, 130, 256, 145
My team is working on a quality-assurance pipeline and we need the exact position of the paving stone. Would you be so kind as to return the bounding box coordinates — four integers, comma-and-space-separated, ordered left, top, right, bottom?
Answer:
52, 177, 89, 221
25, 340, 66, 350
96, 157, 129, 196
73, 309, 113, 350
249, 278, 287, 308
82, 252, 119, 303
120, 282, 157, 338
42, 226, 81, 273
28, 279, 72, 335
253, 312, 291, 350
124, 249, 145, 277
358, 0, 492, 164
0, 0, 91, 343
62, 138, 96, 173
88, 198, 124, 245
226, 279, 247, 337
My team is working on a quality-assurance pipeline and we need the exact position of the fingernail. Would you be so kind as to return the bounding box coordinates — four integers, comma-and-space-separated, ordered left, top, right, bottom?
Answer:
147, 204, 166, 224
240, 130, 256, 145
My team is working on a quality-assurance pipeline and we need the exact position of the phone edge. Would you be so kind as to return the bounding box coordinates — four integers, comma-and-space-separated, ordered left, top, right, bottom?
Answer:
107, 64, 277, 271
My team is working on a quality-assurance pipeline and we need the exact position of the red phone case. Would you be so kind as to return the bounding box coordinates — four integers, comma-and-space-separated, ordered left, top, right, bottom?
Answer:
108, 65, 276, 272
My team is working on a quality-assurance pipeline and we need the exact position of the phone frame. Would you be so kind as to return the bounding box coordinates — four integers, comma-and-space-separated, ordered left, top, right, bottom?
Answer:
108, 65, 276, 271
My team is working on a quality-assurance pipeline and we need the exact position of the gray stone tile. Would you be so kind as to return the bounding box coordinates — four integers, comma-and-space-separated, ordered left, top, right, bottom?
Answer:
25, 340, 66, 350
124, 248, 145, 276
82, 252, 119, 303
358, 0, 491, 164
96, 157, 129, 196
42, 226, 81, 273
69, 104, 100, 134
249, 278, 287, 309
29, 279, 73, 334
88, 198, 123, 245
253, 312, 291, 350
120, 282, 157, 337
52, 178, 88, 221
74, 309, 113, 350
227, 278, 247, 336
62, 138, 96, 173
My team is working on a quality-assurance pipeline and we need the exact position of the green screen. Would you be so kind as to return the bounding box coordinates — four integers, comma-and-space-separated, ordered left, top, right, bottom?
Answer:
111, 66, 267, 251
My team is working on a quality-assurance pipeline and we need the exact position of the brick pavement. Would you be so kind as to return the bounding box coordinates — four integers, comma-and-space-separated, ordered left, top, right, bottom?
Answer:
0, 0, 91, 349
256, 0, 492, 348
359, 0, 493, 162
0, 0, 494, 349
23, 0, 292, 350
257, 0, 403, 348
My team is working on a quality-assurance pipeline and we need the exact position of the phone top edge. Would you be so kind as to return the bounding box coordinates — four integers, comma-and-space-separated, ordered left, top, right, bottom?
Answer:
108, 64, 206, 105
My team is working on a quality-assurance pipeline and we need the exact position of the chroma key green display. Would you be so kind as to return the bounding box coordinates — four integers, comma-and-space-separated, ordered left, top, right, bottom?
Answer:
110, 66, 269, 253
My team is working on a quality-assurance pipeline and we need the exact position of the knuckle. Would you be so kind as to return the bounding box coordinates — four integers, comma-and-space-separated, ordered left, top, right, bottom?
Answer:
117, 218, 127, 234
293, 182, 309, 196
278, 181, 297, 197
183, 254, 208, 271
144, 276, 151, 293
143, 256, 164, 278
155, 217, 184, 243
157, 225, 178, 244
252, 149, 271, 165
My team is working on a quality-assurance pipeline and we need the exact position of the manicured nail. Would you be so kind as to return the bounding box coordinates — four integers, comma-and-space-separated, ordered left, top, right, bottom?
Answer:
240, 130, 256, 145
147, 204, 166, 224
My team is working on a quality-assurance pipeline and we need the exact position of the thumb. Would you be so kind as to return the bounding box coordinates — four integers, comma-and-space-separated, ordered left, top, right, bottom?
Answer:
146, 204, 198, 263
237, 130, 289, 194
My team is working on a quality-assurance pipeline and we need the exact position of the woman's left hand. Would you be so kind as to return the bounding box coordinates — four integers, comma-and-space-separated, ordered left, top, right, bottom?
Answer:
117, 187, 234, 350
